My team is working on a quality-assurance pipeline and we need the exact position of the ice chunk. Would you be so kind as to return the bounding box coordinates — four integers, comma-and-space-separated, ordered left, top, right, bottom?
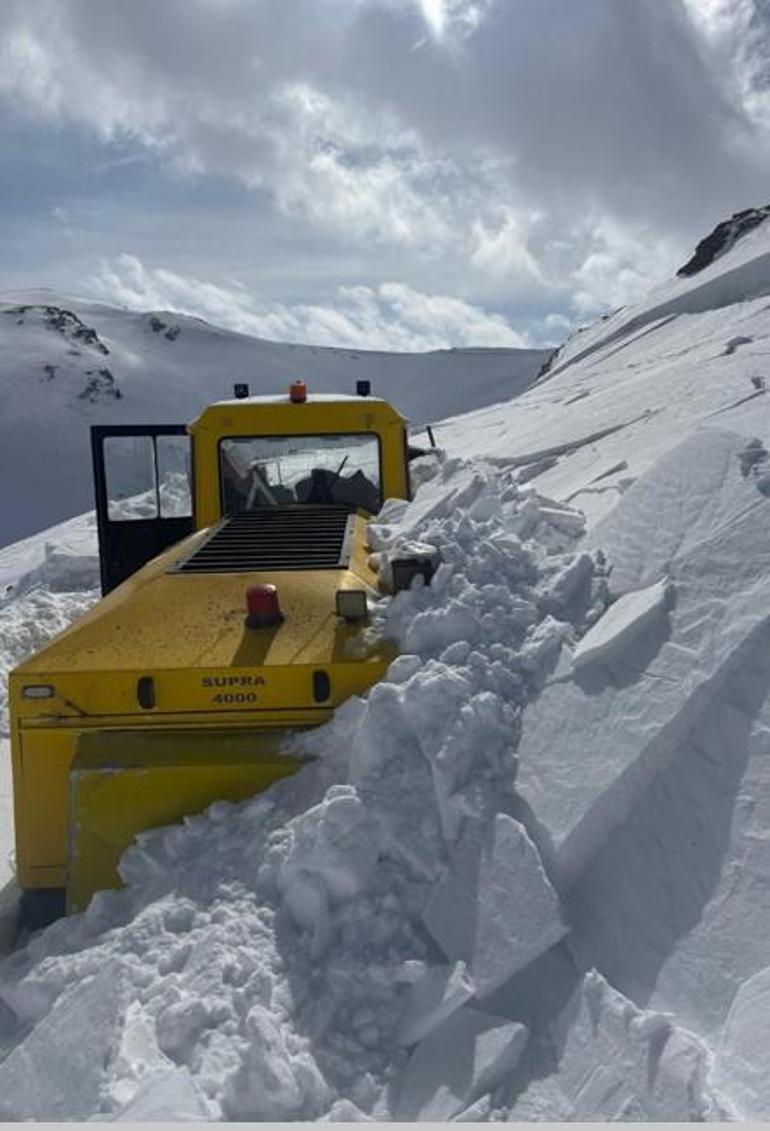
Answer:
397, 961, 475, 1046
109, 1067, 211, 1121
319, 1098, 374, 1120
0, 963, 127, 1120
108, 999, 175, 1108
395, 1006, 527, 1121
539, 552, 594, 614
538, 505, 586, 536
277, 785, 379, 936
572, 577, 673, 670
350, 681, 443, 881
711, 966, 770, 1119
222, 1003, 329, 1120
511, 971, 716, 1121
422, 814, 566, 996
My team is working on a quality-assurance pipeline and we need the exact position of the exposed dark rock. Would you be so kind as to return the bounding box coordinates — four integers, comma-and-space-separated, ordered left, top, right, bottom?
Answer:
149, 314, 180, 340
41, 306, 110, 355
677, 206, 770, 277
535, 349, 558, 380
78, 366, 122, 403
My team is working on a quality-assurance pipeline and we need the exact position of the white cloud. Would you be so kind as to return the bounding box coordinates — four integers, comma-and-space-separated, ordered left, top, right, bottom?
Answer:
413, 0, 493, 40
2, 0, 770, 321
470, 207, 543, 281
568, 218, 682, 316
87, 254, 527, 351
681, 0, 754, 43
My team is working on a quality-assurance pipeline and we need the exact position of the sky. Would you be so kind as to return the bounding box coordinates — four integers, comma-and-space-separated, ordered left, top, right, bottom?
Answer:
1, 0, 769, 352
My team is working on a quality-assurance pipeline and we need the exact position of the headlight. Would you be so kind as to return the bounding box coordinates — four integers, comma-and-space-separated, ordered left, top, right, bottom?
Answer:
22, 684, 56, 699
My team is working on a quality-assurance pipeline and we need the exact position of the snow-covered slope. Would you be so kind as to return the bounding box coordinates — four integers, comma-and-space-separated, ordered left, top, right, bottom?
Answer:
426, 214, 770, 533
0, 290, 549, 545
5, 212, 770, 1118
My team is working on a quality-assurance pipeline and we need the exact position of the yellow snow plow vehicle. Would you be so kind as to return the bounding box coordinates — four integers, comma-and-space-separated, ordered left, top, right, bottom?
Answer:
9, 381, 421, 926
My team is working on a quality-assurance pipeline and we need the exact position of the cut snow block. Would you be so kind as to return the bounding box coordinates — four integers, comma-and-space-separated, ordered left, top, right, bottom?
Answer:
109, 1067, 211, 1121
422, 814, 566, 997
0, 962, 127, 1120
712, 966, 770, 1120
397, 961, 475, 1046
278, 785, 378, 914
350, 682, 443, 881
395, 1006, 527, 1121
518, 429, 770, 890
510, 971, 716, 1122
572, 577, 672, 671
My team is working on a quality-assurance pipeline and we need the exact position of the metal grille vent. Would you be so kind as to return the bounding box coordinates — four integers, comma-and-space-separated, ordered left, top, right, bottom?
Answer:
175, 505, 354, 573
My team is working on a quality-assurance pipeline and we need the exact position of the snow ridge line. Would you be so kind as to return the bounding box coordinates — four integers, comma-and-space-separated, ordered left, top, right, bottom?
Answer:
486, 408, 659, 473
546, 250, 770, 382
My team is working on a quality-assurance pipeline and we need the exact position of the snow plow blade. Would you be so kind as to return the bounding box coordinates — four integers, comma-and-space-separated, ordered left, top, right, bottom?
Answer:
67, 728, 307, 913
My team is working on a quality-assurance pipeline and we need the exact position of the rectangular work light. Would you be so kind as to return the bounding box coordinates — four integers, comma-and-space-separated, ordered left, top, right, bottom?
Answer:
335, 589, 368, 622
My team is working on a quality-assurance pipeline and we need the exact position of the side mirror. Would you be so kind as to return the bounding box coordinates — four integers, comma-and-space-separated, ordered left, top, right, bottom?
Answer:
407, 445, 431, 462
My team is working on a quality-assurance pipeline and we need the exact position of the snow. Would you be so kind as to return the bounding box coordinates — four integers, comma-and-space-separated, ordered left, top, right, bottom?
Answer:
396, 961, 475, 1046
514, 425, 770, 891
5, 212, 770, 1116
395, 1006, 527, 1121
571, 576, 672, 670
110, 1066, 212, 1122
0, 961, 128, 1120
711, 966, 770, 1120
422, 815, 566, 997
510, 971, 719, 1121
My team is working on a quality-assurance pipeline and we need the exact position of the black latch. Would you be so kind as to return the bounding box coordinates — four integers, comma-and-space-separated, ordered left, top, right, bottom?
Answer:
137, 675, 156, 709
312, 670, 331, 703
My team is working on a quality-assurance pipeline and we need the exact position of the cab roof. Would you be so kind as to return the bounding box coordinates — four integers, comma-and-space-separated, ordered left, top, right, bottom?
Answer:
189, 391, 407, 436
213, 393, 389, 407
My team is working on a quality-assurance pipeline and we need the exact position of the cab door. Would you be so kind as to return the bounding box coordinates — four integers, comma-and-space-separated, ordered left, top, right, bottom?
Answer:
91, 425, 194, 595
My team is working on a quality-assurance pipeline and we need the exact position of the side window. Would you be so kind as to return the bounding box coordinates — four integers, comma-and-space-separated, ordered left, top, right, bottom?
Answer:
104, 434, 192, 520
157, 434, 192, 518
104, 436, 158, 520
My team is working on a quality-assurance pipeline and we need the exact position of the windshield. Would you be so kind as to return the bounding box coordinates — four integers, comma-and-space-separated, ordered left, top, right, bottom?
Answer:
220, 433, 381, 514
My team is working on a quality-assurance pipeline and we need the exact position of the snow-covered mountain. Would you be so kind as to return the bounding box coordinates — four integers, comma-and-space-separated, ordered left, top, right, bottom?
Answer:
0, 290, 549, 545
4, 210, 770, 1119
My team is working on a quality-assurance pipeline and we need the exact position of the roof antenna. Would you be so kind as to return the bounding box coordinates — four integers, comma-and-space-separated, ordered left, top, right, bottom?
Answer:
356, 379, 371, 397
233, 383, 249, 399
